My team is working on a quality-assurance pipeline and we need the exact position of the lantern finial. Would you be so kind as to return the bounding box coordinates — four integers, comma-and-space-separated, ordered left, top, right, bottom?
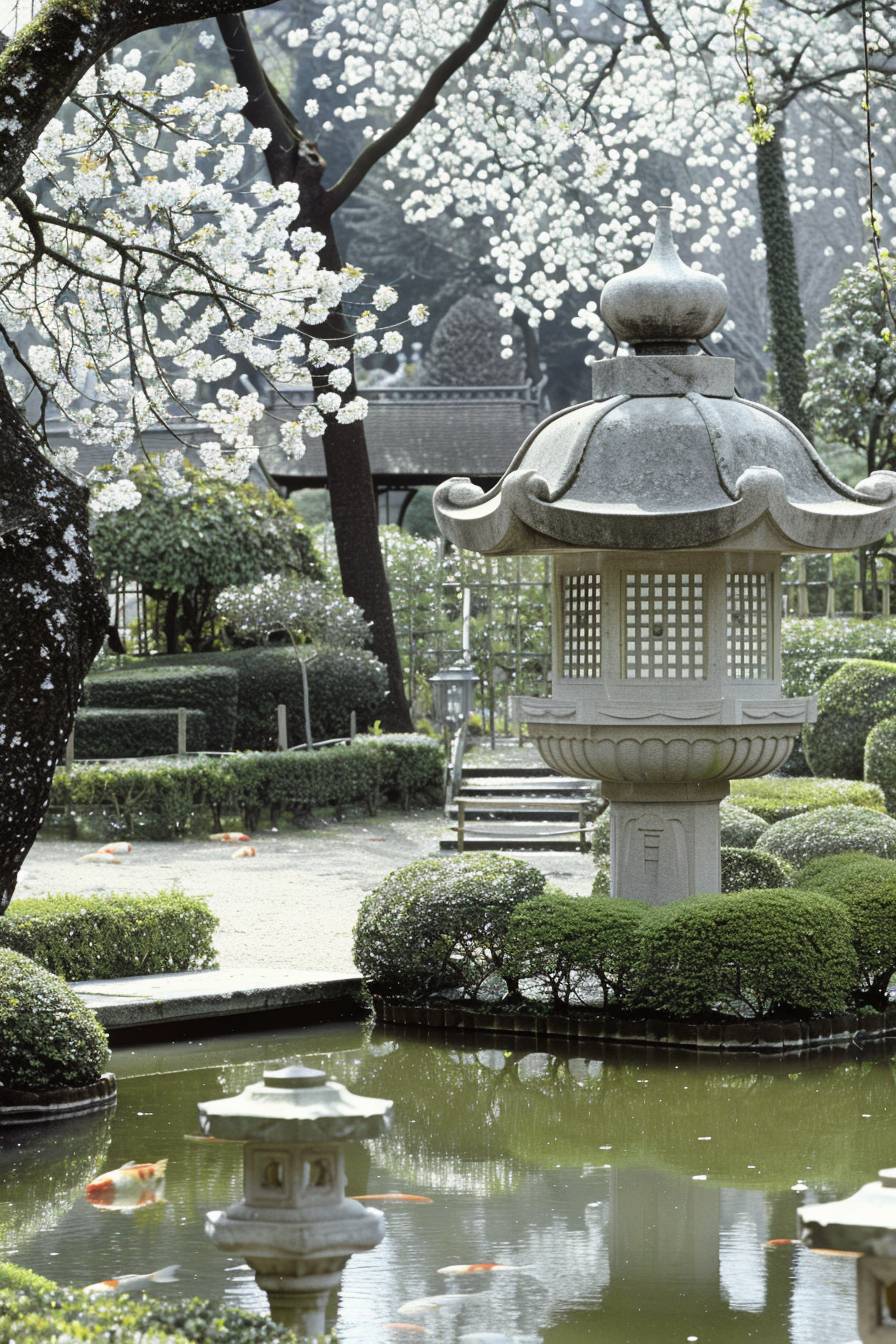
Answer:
599, 205, 728, 353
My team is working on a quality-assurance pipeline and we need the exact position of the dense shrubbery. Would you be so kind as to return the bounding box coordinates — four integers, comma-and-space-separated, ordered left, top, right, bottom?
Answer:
865, 717, 896, 812
74, 707, 207, 759
353, 854, 545, 999
0, 1264, 297, 1343
0, 890, 217, 980
632, 889, 856, 1019
729, 776, 885, 823
0, 951, 109, 1090
504, 890, 645, 1008
757, 805, 896, 866
720, 848, 794, 892
48, 736, 442, 837
85, 666, 239, 752
781, 619, 896, 698
794, 853, 896, 1007
804, 659, 896, 779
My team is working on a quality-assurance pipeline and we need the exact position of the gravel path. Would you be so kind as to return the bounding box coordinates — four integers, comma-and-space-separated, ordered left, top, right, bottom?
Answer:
16, 808, 595, 978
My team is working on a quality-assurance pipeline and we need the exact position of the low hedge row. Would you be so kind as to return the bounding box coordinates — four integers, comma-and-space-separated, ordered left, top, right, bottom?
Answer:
0, 1264, 298, 1344
0, 950, 110, 1090
48, 735, 443, 837
355, 851, 896, 1017
0, 889, 218, 980
74, 707, 207, 759
85, 665, 238, 752
729, 776, 885, 823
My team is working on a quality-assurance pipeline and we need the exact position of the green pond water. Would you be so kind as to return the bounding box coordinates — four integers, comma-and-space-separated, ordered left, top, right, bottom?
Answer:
2, 1023, 893, 1343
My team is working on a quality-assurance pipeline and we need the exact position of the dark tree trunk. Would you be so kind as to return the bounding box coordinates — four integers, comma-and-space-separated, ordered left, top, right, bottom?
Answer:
755, 129, 812, 439
0, 382, 108, 911
164, 593, 180, 655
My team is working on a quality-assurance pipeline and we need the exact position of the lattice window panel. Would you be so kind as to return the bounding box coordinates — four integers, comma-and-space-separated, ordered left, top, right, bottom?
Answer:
727, 573, 770, 678
624, 572, 704, 679
561, 573, 601, 677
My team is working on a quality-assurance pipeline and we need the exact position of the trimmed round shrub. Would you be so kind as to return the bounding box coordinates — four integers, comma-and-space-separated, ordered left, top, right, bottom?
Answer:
794, 853, 896, 1007
505, 890, 646, 1009
720, 847, 794, 892
804, 659, 896, 779
865, 716, 896, 813
633, 889, 857, 1019
757, 805, 896, 866
353, 854, 545, 999
720, 802, 769, 847
0, 950, 109, 1090
730, 776, 885, 824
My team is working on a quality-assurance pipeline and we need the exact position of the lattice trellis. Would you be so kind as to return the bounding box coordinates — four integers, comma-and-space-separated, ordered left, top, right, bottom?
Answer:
561, 572, 601, 677
727, 573, 770, 678
625, 572, 704, 679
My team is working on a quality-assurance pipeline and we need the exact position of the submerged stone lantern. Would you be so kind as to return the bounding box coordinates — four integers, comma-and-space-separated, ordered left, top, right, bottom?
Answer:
198, 1063, 392, 1339
799, 1170, 896, 1341
433, 208, 896, 903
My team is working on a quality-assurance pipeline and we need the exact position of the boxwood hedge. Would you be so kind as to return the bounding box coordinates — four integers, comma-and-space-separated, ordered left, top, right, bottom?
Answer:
85, 666, 238, 752
729, 776, 885, 824
865, 717, 896, 813
756, 804, 896, 866
720, 848, 794, 892
0, 950, 109, 1090
794, 853, 896, 1007
804, 659, 896, 779
0, 889, 218, 981
74, 707, 207, 759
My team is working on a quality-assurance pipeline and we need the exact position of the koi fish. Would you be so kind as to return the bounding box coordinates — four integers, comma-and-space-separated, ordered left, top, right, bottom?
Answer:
351, 1193, 433, 1204
230, 845, 256, 859
808, 1247, 861, 1258
183, 1134, 241, 1144
765, 1238, 799, 1247
438, 1263, 526, 1276
84, 1265, 179, 1296
386, 1327, 429, 1336
98, 842, 133, 854
398, 1294, 479, 1316
78, 852, 121, 864
209, 832, 251, 843
86, 1159, 168, 1211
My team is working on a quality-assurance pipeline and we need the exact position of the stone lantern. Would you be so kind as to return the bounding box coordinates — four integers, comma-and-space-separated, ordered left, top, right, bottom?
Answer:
429, 659, 479, 729
433, 208, 896, 903
198, 1063, 392, 1340
799, 1169, 896, 1341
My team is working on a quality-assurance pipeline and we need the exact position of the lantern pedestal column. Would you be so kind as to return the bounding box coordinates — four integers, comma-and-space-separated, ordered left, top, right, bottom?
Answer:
603, 781, 728, 905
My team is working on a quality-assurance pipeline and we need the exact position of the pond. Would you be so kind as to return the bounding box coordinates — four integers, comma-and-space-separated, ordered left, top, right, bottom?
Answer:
1, 1022, 892, 1343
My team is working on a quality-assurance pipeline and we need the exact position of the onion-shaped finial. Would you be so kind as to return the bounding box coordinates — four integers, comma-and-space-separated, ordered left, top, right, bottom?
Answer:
600, 207, 728, 353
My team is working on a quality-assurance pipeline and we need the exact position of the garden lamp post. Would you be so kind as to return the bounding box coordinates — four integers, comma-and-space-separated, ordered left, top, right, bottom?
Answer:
799, 1169, 896, 1341
198, 1063, 392, 1340
429, 660, 479, 730
434, 206, 896, 903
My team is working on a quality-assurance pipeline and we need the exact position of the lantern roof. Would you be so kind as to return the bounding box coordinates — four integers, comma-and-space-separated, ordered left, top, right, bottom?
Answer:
197, 1063, 393, 1144
433, 209, 896, 555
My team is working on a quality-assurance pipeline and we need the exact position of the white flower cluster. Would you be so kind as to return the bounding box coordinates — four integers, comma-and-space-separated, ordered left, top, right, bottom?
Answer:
5, 47, 425, 511
217, 573, 371, 649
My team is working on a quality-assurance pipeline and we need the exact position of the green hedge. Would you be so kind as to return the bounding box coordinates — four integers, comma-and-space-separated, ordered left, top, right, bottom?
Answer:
757, 804, 896, 866
74, 707, 207, 759
504, 890, 645, 1009
0, 889, 218, 980
720, 848, 794, 892
48, 736, 442, 838
353, 854, 545, 999
782, 618, 896, 697
865, 717, 896, 813
804, 660, 896, 779
0, 1264, 298, 1344
729, 776, 886, 823
794, 853, 896, 1008
85, 666, 238, 752
0, 950, 109, 1090
632, 889, 856, 1019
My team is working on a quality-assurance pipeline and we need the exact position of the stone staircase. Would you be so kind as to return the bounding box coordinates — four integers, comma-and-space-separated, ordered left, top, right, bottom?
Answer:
440, 763, 601, 853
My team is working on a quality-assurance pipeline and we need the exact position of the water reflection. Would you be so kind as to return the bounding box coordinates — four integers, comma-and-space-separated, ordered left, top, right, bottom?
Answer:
0, 1022, 892, 1342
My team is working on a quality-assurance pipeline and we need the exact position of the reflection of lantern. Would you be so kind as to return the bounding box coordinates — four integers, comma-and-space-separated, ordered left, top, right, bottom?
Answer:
434, 208, 896, 904
429, 660, 479, 728
799, 1169, 896, 1341
198, 1063, 392, 1339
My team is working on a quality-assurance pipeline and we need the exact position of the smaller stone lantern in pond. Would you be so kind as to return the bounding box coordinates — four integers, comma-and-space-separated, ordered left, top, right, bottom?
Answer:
198, 1063, 392, 1340
799, 1169, 896, 1341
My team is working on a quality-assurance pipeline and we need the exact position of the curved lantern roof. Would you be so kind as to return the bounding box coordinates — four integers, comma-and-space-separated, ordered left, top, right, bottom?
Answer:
433, 209, 896, 555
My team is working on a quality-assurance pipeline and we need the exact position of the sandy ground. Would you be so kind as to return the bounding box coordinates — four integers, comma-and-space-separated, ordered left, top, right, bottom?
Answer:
16, 808, 595, 978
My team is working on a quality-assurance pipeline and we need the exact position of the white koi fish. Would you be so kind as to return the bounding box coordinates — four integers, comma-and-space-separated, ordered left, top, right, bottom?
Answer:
84, 1265, 179, 1296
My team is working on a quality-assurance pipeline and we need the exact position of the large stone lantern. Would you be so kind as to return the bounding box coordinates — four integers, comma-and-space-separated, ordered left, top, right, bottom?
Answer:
433, 209, 896, 903
198, 1063, 392, 1339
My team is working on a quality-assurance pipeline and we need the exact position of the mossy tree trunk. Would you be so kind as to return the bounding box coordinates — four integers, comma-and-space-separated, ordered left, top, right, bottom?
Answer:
754, 128, 812, 440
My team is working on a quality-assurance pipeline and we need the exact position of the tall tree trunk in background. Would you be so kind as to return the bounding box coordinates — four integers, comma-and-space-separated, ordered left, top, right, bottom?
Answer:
0, 381, 108, 911
755, 128, 812, 439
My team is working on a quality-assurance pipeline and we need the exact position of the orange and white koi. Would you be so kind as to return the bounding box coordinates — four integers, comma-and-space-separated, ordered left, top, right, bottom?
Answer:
230, 845, 256, 859
209, 832, 251, 843
84, 1265, 179, 1296
437, 1263, 527, 1276
765, 1238, 799, 1248
78, 852, 122, 864
351, 1193, 433, 1204
86, 1159, 168, 1211
385, 1327, 429, 1336
97, 842, 133, 855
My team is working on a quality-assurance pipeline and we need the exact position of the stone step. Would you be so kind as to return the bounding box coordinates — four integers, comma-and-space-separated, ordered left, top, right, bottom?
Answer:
439, 820, 592, 854
458, 776, 594, 796
461, 765, 557, 779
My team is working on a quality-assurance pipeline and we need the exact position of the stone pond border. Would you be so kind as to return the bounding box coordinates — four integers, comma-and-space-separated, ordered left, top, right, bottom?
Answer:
372, 999, 896, 1052
0, 1072, 117, 1125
